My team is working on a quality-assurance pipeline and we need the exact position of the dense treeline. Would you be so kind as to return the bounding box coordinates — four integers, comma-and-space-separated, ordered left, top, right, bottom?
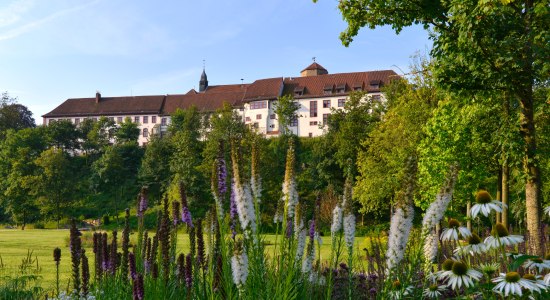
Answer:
1, 64, 549, 235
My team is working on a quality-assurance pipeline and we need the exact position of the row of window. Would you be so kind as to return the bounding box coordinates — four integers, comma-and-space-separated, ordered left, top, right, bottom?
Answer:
49, 116, 168, 126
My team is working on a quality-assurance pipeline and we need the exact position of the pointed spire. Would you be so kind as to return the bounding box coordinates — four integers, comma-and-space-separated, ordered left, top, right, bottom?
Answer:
199, 60, 208, 92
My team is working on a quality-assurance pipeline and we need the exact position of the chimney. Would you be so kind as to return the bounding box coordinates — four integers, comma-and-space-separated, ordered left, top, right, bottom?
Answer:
95, 91, 101, 103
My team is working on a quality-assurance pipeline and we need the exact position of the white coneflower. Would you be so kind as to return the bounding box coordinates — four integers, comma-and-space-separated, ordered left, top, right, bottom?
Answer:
492, 272, 539, 297
544, 206, 550, 217
454, 233, 487, 256
422, 284, 446, 299
484, 223, 523, 249
331, 205, 343, 234
440, 261, 482, 290
470, 190, 506, 218
522, 257, 550, 273
421, 165, 458, 262
521, 274, 547, 293
388, 280, 414, 300
440, 219, 472, 241
386, 203, 414, 272
477, 262, 500, 277
343, 214, 356, 249
544, 273, 550, 286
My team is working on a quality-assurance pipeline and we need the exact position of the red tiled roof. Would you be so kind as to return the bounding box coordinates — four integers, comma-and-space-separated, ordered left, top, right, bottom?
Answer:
163, 84, 249, 114
282, 70, 398, 98
301, 62, 327, 72
43, 95, 166, 117
243, 77, 283, 101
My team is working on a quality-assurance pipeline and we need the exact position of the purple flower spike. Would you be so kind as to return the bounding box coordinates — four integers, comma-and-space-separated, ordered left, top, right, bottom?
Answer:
285, 219, 293, 238
308, 219, 315, 241
128, 252, 137, 280
137, 188, 148, 217
181, 206, 193, 228
230, 184, 238, 238
217, 158, 227, 196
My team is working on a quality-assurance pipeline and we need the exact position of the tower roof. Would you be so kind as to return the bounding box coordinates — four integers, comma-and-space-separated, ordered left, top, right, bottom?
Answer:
301, 62, 327, 73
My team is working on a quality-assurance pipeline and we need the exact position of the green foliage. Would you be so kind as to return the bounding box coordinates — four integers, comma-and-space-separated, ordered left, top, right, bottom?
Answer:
115, 117, 140, 143
274, 94, 301, 135
29, 148, 76, 228
0, 92, 35, 139
139, 134, 173, 200
355, 61, 440, 215
46, 119, 79, 151
326, 90, 383, 176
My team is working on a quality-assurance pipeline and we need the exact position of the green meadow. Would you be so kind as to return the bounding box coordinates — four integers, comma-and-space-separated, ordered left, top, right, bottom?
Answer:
0, 229, 373, 294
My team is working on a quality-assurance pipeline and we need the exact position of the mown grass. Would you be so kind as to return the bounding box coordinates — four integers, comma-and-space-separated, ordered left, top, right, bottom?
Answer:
0, 229, 373, 295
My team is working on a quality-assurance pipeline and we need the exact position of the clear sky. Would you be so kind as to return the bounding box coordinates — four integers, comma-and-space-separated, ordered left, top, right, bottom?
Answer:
0, 0, 432, 124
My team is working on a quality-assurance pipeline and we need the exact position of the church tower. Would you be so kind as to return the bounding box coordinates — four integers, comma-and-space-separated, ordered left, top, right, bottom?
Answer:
199, 68, 208, 92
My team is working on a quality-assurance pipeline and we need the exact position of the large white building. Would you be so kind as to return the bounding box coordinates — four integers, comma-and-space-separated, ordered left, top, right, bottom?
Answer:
43, 62, 397, 145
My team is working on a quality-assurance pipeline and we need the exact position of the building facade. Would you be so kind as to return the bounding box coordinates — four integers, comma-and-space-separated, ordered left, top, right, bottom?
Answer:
43, 62, 398, 145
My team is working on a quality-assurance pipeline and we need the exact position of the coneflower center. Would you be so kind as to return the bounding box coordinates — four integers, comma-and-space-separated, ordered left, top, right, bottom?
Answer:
523, 274, 536, 281
493, 223, 509, 237
448, 219, 460, 229
475, 190, 492, 204
442, 259, 454, 271
468, 233, 481, 245
505, 272, 520, 283
451, 261, 468, 276
392, 280, 401, 289
429, 284, 439, 291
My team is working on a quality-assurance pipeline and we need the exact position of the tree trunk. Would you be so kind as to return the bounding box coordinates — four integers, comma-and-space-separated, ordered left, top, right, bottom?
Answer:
502, 161, 509, 229
519, 89, 543, 256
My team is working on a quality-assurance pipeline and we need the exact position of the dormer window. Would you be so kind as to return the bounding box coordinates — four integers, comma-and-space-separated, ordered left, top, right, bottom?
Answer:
294, 86, 305, 96
323, 84, 334, 95
370, 80, 381, 89
353, 82, 363, 91
336, 83, 346, 94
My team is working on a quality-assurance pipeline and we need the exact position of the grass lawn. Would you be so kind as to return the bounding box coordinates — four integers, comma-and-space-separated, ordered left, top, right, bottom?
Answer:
0, 229, 373, 295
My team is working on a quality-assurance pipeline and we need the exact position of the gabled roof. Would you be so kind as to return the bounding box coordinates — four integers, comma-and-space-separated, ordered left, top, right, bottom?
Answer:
243, 77, 283, 102
163, 84, 249, 114
43, 95, 166, 117
282, 70, 397, 98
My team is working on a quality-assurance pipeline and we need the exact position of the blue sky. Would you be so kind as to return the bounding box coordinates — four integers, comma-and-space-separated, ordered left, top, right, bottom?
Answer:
0, 0, 431, 123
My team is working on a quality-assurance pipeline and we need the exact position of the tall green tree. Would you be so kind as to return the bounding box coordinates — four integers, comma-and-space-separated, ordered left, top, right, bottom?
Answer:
355, 66, 440, 215
139, 134, 173, 200
0, 127, 47, 228
30, 148, 75, 228
115, 117, 140, 143
0, 92, 35, 138
274, 95, 301, 135
326, 90, 383, 176
331, 0, 550, 255
46, 119, 79, 152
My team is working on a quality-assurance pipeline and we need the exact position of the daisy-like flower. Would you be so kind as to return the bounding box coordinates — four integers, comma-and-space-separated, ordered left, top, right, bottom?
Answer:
454, 233, 487, 256
477, 262, 500, 278
484, 223, 523, 249
522, 257, 550, 273
388, 280, 414, 300
470, 190, 506, 218
544, 206, 550, 217
422, 284, 446, 299
544, 273, 550, 286
440, 219, 472, 241
441, 261, 482, 290
492, 272, 539, 297
436, 258, 456, 280
522, 274, 547, 293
